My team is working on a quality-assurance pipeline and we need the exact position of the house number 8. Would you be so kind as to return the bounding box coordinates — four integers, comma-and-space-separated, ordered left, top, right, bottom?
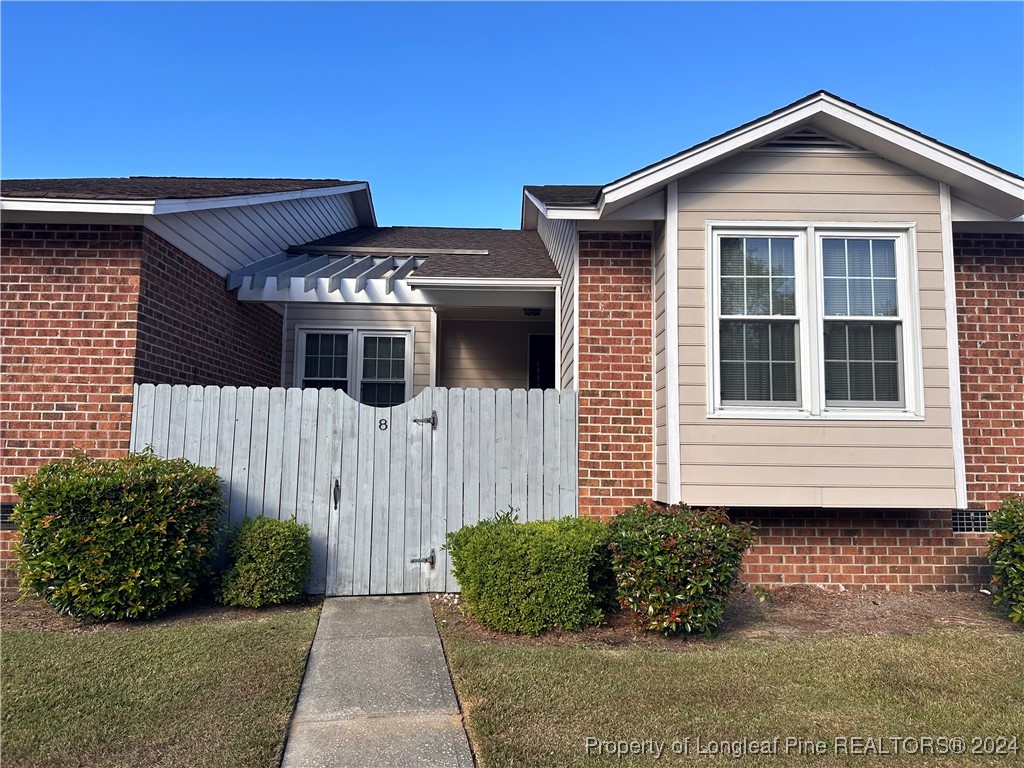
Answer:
378, 419, 388, 431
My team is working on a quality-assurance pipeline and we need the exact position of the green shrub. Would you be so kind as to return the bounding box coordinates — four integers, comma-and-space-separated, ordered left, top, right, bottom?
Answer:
217, 516, 311, 608
446, 511, 614, 634
12, 451, 222, 621
609, 502, 755, 635
988, 496, 1024, 623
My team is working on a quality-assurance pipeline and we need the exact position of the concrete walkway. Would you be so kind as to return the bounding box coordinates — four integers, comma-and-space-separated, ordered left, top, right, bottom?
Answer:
281, 595, 475, 768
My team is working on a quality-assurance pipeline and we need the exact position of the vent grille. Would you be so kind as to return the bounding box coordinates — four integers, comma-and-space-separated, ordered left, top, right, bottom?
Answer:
952, 510, 991, 534
758, 127, 862, 152
1, 503, 15, 531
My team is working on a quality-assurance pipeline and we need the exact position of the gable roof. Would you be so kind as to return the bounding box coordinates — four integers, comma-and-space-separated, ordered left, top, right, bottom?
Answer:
524, 91, 1024, 225
296, 226, 559, 280
0, 176, 357, 200
0, 176, 374, 221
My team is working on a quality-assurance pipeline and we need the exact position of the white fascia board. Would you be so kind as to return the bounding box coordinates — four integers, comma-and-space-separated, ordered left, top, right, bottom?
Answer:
0, 198, 157, 215
152, 183, 369, 214
406, 276, 563, 289
816, 100, 1024, 202
601, 101, 822, 207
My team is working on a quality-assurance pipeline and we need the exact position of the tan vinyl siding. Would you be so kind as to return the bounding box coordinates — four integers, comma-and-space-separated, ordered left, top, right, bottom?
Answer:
146, 192, 359, 276
677, 150, 956, 508
437, 320, 553, 389
652, 221, 669, 500
537, 216, 577, 388
284, 304, 433, 395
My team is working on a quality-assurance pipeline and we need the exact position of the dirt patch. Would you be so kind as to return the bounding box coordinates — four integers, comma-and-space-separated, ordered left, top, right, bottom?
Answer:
1, 593, 322, 634
432, 585, 1019, 650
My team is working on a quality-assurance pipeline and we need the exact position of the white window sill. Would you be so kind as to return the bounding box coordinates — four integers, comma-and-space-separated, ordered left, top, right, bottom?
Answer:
708, 408, 925, 422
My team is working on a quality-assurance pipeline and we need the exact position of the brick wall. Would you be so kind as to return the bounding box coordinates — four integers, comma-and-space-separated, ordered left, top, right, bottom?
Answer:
0, 530, 21, 594
1, 222, 284, 594
576, 232, 653, 520
954, 233, 1024, 510
1, 223, 144, 504
740, 508, 990, 591
136, 230, 281, 386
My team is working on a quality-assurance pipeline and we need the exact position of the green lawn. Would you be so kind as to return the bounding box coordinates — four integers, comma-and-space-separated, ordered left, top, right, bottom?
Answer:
442, 631, 1024, 767
1, 605, 320, 768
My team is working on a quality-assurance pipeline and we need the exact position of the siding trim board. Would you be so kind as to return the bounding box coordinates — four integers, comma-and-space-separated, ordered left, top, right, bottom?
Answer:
939, 184, 968, 509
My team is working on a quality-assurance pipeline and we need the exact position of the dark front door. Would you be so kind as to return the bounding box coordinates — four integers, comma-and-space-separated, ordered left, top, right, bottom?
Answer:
528, 334, 556, 389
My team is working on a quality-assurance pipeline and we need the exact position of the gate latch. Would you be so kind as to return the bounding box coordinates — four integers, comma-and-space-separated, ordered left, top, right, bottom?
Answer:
412, 411, 437, 430
410, 548, 436, 569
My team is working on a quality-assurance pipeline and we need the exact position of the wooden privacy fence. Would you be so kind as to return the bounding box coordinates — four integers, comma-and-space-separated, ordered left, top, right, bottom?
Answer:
130, 383, 578, 595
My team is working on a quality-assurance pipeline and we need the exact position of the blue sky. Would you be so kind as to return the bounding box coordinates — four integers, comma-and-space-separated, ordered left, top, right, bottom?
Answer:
2, 2, 1022, 229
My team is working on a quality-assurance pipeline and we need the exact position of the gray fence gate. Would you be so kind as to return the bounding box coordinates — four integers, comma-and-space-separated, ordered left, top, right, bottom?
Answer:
130, 384, 577, 595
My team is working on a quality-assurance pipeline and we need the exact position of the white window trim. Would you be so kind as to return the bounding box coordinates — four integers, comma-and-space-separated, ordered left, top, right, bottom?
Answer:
705, 221, 925, 421
293, 325, 415, 405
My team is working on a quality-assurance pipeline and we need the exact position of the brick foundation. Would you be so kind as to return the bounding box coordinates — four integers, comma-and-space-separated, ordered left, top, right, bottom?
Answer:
739, 508, 990, 591
1, 222, 284, 592
576, 232, 653, 520
0, 530, 20, 595
955, 233, 1024, 510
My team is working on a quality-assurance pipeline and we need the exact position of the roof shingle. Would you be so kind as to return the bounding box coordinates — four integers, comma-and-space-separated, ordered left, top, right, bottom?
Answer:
297, 226, 559, 280
0, 176, 359, 201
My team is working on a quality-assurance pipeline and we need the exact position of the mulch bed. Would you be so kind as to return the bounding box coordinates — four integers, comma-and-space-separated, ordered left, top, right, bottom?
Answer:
0, 593, 322, 634
431, 585, 1019, 650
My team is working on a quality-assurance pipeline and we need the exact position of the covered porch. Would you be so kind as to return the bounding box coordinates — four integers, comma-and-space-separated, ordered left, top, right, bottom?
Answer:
226, 226, 562, 405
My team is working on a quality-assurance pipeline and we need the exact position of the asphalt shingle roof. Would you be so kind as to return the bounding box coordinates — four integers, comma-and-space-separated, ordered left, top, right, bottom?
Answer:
298, 226, 559, 280
0, 177, 358, 200
524, 185, 603, 207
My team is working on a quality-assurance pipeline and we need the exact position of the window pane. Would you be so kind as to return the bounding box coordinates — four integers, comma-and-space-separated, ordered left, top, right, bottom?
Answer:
745, 238, 770, 275
824, 323, 847, 359
720, 321, 744, 359
824, 278, 848, 315
305, 356, 317, 378
848, 324, 873, 360
721, 238, 744, 276
874, 363, 900, 401
770, 322, 796, 361
360, 382, 405, 408
721, 278, 745, 315
319, 335, 334, 356
873, 279, 897, 316
720, 320, 798, 403
720, 362, 745, 400
825, 361, 849, 401
771, 277, 795, 315
822, 239, 846, 276
305, 335, 318, 356
772, 363, 797, 401
824, 321, 902, 404
847, 239, 871, 277
872, 324, 898, 361
745, 323, 770, 361
849, 362, 875, 400
872, 240, 896, 277
770, 238, 794, 276
848, 279, 873, 315
746, 277, 770, 314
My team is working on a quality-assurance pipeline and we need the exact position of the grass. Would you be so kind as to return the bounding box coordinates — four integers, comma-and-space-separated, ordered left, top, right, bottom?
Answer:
442, 632, 1024, 767
1, 605, 320, 768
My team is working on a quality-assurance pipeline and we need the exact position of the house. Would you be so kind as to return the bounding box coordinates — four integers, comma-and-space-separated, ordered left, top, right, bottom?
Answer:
2, 91, 1021, 593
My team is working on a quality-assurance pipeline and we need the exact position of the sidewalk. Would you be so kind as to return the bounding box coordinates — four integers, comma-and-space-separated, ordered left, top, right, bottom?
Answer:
281, 595, 475, 768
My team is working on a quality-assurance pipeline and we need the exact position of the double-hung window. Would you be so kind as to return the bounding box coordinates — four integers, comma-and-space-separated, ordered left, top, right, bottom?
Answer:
719, 236, 800, 405
296, 328, 412, 407
709, 225, 920, 418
